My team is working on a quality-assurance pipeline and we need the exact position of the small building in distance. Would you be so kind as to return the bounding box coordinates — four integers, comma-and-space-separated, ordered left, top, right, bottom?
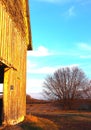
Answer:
0, 0, 32, 125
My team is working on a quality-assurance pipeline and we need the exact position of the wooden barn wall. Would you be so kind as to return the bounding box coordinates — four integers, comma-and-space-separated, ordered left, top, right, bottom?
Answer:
0, 4, 17, 67
0, 3, 27, 125
0, 0, 32, 49
0, 0, 25, 37
3, 44, 27, 125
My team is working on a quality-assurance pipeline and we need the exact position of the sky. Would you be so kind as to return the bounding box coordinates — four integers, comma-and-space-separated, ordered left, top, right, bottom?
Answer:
27, 0, 91, 98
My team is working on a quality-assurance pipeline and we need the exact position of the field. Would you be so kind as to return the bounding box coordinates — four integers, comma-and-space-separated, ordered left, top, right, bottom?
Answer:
1, 98, 91, 130
26, 99, 91, 130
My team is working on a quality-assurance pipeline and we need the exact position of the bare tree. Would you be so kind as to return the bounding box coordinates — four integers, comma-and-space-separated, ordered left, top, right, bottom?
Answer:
82, 80, 91, 99
43, 67, 90, 109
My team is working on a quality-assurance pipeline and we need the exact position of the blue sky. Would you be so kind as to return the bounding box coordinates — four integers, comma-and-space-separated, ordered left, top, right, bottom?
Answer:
27, 0, 91, 98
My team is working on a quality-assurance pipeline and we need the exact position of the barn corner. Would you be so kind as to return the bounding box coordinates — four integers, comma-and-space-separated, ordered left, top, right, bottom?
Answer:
0, 0, 32, 126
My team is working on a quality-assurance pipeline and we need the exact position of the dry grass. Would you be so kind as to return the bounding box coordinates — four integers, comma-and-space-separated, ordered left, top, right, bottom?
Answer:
27, 101, 91, 130
2, 115, 58, 130
24, 115, 58, 130
2, 99, 91, 130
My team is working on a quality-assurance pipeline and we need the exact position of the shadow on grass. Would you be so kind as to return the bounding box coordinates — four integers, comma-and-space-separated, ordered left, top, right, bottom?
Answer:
20, 122, 43, 130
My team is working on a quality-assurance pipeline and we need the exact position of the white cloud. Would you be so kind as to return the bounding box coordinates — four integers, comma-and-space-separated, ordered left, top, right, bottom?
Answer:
27, 46, 52, 57
26, 78, 44, 93
78, 43, 91, 51
26, 64, 79, 94
29, 92, 44, 99
58, 64, 79, 69
27, 60, 37, 74
27, 63, 79, 75
27, 66, 60, 74
27, 60, 37, 68
67, 64, 79, 68
80, 55, 91, 59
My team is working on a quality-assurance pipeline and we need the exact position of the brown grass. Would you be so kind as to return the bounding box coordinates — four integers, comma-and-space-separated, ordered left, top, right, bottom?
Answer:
27, 100, 91, 130
2, 115, 58, 130
25, 115, 58, 130
2, 99, 91, 130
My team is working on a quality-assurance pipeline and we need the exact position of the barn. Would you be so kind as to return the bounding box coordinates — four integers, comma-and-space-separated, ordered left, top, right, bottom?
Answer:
0, 0, 32, 125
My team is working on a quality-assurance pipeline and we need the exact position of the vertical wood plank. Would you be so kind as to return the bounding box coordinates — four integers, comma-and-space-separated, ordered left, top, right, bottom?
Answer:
0, 0, 31, 125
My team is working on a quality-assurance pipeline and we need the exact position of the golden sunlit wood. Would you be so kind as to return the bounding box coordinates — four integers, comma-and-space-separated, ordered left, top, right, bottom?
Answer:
0, 0, 32, 125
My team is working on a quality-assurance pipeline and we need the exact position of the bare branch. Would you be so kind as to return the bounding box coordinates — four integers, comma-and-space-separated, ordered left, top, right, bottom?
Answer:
43, 66, 90, 109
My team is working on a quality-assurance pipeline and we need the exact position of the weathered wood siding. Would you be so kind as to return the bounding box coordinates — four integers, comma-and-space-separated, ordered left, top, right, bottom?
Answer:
0, 0, 32, 50
3, 44, 27, 124
0, 0, 31, 125
1, 0, 26, 37
0, 4, 19, 68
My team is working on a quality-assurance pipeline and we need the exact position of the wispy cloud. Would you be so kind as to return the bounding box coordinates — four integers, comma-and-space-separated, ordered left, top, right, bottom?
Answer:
67, 6, 75, 17
27, 46, 53, 57
77, 43, 91, 59
78, 43, 91, 51
80, 55, 91, 59
26, 78, 44, 93
26, 54, 80, 94
27, 65, 60, 74
27, 60, 36, 74
27, 62, 79, 75
63, 6, 76, 18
